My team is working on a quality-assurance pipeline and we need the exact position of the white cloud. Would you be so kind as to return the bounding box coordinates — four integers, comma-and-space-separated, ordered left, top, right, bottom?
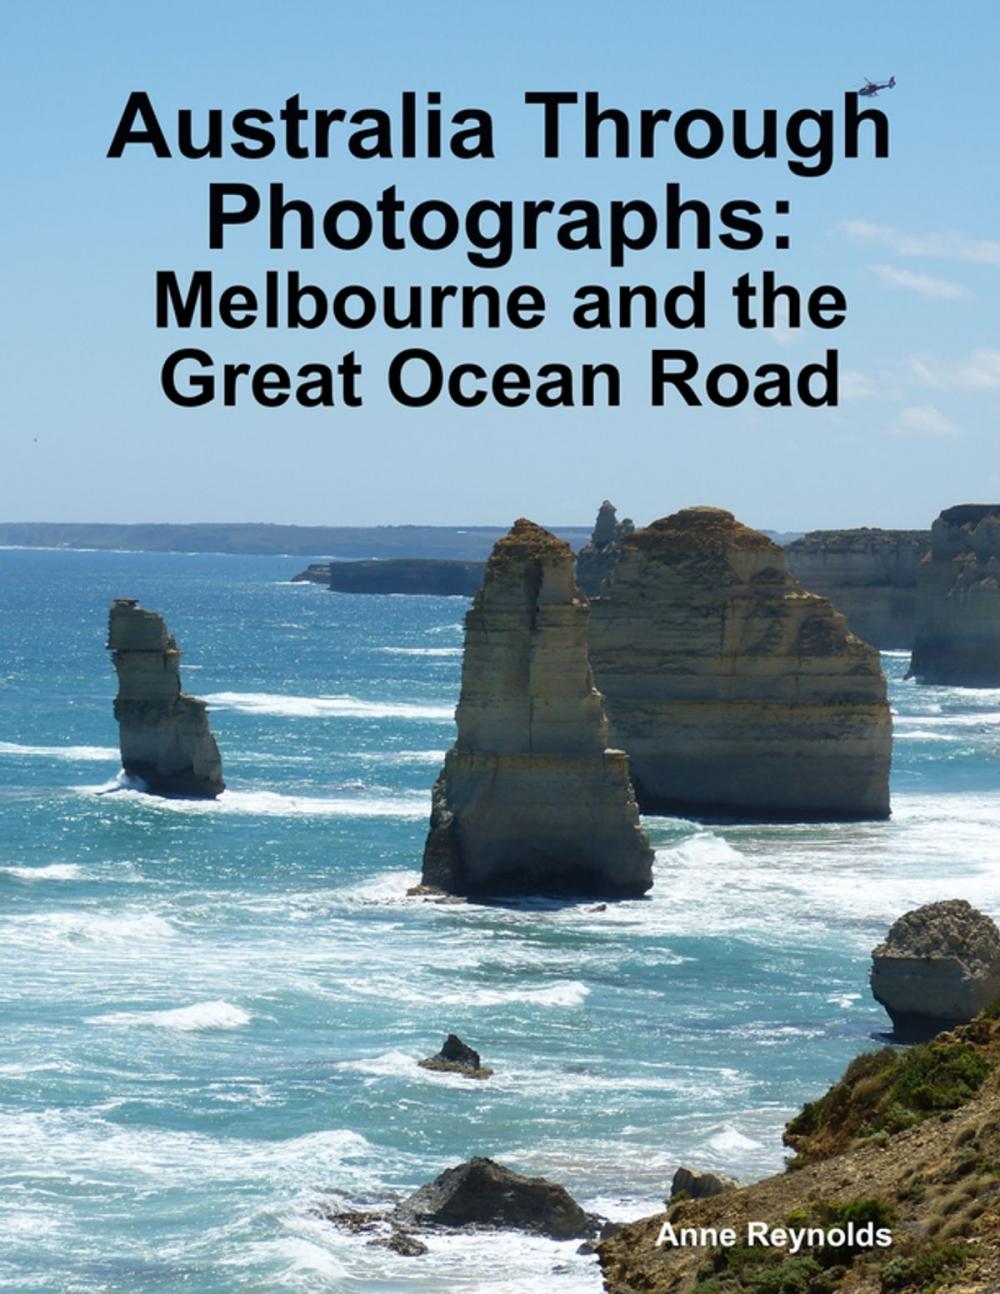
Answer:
867, 263, 972, 300
843, 220, 1000, 266
890, 404, 961, 438
909, 349, 1000, 390
839, 369, 877, 399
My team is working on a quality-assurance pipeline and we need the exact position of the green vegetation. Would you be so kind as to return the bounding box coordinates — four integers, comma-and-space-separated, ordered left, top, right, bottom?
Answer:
879, 1241, 968, 1292
694, 1198, 896, 1292
695, 1248, 836, 1294
785, 1043, 991, 1165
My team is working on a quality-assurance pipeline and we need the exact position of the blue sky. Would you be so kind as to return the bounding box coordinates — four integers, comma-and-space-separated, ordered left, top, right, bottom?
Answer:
2, 0, 999, 530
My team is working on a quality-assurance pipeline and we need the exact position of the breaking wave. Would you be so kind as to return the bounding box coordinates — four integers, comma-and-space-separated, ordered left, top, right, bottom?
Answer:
0, 741, 118, 762
89, 1000, 251, 1032
203, 691, 454, 720
0, 863, 82, 881
88, 786, 429, 819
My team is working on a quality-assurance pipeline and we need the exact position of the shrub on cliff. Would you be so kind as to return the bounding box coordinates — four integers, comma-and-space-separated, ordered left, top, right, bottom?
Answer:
785, 1042, 991, 1166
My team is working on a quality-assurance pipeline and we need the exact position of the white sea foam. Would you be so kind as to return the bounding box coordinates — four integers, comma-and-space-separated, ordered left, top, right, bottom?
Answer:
88, 787, 428, 819
705, 1124, 764, 1154
203, 691, 455, 720
375, 646, 463, 657
90, 1000, 251, 1032
0, 910, 176, 946
346, 749, 446, 765
365, 978, 591, 1010
0, 741, 118, 762
0, 863, 82, 881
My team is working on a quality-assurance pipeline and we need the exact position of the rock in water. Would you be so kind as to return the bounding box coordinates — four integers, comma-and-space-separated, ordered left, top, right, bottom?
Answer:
576, 500, 635, 597
421, 519, 653, 898
669, 1165, 739, 1202
908, 504, 1000, 686
871, 900, 1000, 1036
785, 528, 929, 649
418, 1033, 493, 1079
589, 507, 891, 821
107, 599, 224, 798
398, 1157, 597, 1240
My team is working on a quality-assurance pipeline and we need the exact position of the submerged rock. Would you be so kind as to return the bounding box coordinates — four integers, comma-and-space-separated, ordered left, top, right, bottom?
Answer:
589, 507, 892, 821
871, 899, 1000, 1036
107, 599, 224, 798
421, 519, 653, 898
785, 528, 929, 649
669, 1165, 739, 1202
398, 1157, 598, 1240
418, 1033, 493, 1079
908, 504, 1000, 685
576, 500, 635, 597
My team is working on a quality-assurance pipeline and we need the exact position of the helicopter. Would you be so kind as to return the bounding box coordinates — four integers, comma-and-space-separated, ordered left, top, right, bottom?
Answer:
857, 76, 896, 97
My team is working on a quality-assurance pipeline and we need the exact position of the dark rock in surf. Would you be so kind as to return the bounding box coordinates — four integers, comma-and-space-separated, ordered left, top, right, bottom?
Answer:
418, 1033, 493, 1079
398, 1157, 598, 1240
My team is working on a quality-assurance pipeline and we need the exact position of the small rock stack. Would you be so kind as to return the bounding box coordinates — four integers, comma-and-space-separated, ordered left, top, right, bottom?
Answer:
108, 599, 224, 798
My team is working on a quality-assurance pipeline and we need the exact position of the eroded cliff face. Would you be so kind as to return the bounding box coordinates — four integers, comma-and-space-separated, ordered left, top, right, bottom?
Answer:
575, 500, 634, 597
908, 504, 1000, 685
785, 528, 929, 649
421, 519, 653, 897
108, 599, 224, 798
589, 507, 892, 821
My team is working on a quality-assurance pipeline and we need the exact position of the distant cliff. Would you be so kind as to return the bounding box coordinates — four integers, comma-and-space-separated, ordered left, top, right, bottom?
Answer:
0, 522, 590, 560
785, 528, 929, 649
326, 559, 486, 596
909, 504, 1000, 685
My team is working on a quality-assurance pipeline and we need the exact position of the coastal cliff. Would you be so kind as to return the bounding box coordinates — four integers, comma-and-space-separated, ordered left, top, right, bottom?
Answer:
908, 504, 1000, 685
421, 519, 653, 898
785, 528, 929, 649
600, 1013, 1000, 1293
575, 500, 634, 597
108, 599, 224, 798
589, 507, 892, 821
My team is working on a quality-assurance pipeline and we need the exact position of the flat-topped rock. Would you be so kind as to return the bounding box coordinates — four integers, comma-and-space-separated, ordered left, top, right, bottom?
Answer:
589, 507, 892, 821
908, 504, 1000, 685
108, 599, 224, 798
421, 519, 653, 897
871, 899, 1000, 1036
786, 528, 929, 649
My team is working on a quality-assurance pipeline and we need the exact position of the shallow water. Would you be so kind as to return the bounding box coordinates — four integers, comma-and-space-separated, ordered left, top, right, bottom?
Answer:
1, 548, 998, 1292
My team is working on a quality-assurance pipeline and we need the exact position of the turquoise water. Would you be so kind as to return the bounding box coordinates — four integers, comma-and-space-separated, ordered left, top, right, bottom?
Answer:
1, 547, 999, 1293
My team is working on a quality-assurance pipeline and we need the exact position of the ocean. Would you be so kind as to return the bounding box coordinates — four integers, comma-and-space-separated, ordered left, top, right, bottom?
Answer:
1, 547, 998, 1293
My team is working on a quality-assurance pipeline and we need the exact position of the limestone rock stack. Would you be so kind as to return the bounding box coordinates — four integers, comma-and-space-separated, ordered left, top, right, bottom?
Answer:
589, 507, 892, 821
871, 900, 1000, 1036
908, 504, 1000, 685
108, 599, 224, 798
785, 528, 929, 649
421, 519, 653, 897
575, 500, 634, 597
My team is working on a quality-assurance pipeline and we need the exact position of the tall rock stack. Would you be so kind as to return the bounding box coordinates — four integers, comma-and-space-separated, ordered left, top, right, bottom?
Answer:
108, 599, 225, 798
589, 507, 892, 821
575, 500, 635, 597
421, 519, 653, 898
908, 504, 1000, 686
785, 528, 929, 649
